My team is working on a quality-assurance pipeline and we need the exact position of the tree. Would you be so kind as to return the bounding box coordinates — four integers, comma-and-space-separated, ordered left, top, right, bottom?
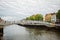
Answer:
35, 14, 43, 21
56, 10, 60, 19
26, 14, 43, 21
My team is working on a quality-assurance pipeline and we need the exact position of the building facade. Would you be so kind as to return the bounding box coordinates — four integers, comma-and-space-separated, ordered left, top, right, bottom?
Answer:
45, 13, 56, 23
51, 13, 56, 23
0, 18, 4, 22
45, 13, 51, 22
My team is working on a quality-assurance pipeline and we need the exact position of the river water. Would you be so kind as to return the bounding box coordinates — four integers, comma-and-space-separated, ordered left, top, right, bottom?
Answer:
3, 24, 60, 40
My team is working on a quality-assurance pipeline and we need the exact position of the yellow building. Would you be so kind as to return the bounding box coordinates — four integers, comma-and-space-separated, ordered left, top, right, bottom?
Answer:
45, 13, 51, 22
45, 13, 56, 23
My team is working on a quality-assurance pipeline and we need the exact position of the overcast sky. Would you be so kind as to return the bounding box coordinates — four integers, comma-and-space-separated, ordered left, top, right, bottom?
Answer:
0, 0, 60, 21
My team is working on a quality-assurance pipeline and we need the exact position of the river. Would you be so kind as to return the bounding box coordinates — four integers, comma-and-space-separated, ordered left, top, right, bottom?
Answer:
3, 24, 60, 40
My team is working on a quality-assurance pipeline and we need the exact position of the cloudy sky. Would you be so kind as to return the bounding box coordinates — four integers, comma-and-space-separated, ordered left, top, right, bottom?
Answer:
0, 0, 60, 21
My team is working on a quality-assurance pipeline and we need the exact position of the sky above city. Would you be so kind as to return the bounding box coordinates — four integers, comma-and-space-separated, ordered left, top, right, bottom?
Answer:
0, 0, 60, 21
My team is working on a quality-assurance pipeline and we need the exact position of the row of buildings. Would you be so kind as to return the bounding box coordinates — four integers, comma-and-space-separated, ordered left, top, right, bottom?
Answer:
43, 13, 60, 24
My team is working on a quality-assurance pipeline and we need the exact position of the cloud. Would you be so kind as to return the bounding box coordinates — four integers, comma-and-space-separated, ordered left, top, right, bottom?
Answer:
0, 0, 60, 20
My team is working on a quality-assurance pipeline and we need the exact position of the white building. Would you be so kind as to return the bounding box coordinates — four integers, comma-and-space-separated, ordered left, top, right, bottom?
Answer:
51, 13, 56, 23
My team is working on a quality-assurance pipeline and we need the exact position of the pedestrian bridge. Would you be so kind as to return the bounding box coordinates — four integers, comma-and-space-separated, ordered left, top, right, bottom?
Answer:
19, 20, 55, 27
0, 20, 56, 28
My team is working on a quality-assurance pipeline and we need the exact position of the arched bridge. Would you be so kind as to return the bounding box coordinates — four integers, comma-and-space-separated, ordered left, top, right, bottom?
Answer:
0, 20, 56, 28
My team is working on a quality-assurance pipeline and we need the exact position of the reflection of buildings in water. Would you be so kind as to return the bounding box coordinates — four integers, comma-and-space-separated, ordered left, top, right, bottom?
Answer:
26, 28, 60, 40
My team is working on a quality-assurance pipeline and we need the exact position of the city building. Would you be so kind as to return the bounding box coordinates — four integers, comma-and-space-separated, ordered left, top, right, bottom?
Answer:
0, 18, 4, 22
45, 13, 51, 22
45, 13, 56, 23
51, 13, 56, 23
56, 17, 60, 24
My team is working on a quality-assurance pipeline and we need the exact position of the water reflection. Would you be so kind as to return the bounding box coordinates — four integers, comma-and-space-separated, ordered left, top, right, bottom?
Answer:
26, 28, 60, 40
3, 25, 60, 40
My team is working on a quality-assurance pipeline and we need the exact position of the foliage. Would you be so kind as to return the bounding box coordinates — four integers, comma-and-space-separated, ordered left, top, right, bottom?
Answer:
26, 14, 43, 21
56, 10, 60, 19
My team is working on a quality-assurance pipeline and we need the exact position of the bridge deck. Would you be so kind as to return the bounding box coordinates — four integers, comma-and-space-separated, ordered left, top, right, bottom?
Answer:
19, 20, 56, 27
0, 20, 60, 28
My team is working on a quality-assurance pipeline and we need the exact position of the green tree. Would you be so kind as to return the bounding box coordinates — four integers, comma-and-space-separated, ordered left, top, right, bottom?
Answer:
26, 17, 30, 20
26, 14, 43, 21
56, 10, 60, 19
35, 14, 43, 21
